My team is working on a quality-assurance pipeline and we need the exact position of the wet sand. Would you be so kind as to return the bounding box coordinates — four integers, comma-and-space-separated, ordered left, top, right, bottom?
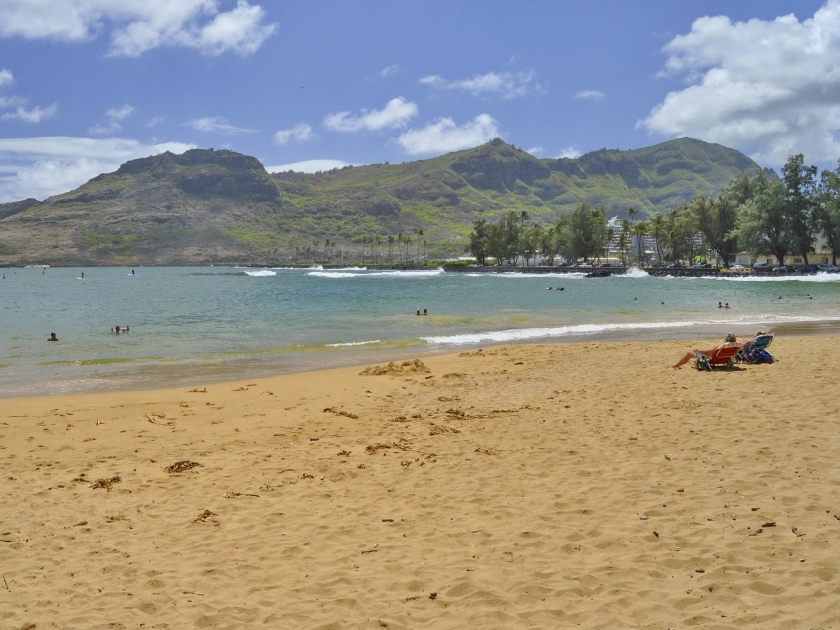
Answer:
1, 336, 839, 628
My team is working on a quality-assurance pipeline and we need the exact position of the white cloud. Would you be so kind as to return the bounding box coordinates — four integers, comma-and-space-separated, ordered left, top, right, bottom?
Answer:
0, 0, 277, 57
89, 121, 120, 135
573, 90, 605, 100
1, 103, 58, 123
184, 116, 256, 134
146, 115, 164, 127
0, 136, 194, 202
526, 144, 582, 159
0, 68, 12, 87
419, 70, 540, 99
640, 1, 840, 166
396, 114, 500, 155
273, 122, 313, 145
324, 97, 418, 133
89, 104, 136, 134
379, 64, 400, 77
0, 95, 26, 109
106, 104, 135, 120
265, 159, 354, 173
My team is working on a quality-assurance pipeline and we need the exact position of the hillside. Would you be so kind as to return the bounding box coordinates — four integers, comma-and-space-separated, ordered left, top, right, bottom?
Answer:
0, 138, 765, 265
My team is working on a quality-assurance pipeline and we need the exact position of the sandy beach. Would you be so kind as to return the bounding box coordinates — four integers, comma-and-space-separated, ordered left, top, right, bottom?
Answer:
2, 336, 839, 629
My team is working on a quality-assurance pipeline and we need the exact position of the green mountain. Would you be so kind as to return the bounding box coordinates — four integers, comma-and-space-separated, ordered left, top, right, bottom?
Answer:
0, 138, 765, 265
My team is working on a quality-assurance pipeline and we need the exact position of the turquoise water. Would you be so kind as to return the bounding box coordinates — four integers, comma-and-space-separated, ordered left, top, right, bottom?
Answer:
2, 265, 840, 396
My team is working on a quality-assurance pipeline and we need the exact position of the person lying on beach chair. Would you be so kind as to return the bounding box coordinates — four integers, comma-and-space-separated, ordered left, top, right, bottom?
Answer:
735, 331, 775, 364
670, 334, 742, 369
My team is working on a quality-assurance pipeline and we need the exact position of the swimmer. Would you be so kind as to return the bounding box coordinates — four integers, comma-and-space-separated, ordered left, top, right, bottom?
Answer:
416, 310, 421, 316
634, 297, 637, 300
718, 302, 723, 308
81, 272, 84, 279
725, 303, 730, 309
661, 301, 665, 305
559, 287, 565, 292
546, 287, 553, 290
778, 295, 782, 299
48, 332, 58, 341
423, 309, 428, 316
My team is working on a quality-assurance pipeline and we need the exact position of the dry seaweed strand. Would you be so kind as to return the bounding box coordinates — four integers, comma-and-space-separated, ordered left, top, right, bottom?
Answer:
429, 424, 460, 436
323, 407, 359, 419
224, 491, 260, 498
187, 388, 207, 393
193, 509, 217, 523
89, 476, 121, 491
145, 413, 173, 426
164, 460, 204, 473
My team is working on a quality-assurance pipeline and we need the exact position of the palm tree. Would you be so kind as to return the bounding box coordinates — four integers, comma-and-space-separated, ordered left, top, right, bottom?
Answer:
387, 235, 395, 263
361, 236, 370, 265
397, 232, 404, 263
423, 239, 428, 263
632, 221, 649, 264
404, 235, 413, 262
648, 212, 666, 262
416, 229, 425, 262
375, 235, 383, 264
618, 219, 632, 266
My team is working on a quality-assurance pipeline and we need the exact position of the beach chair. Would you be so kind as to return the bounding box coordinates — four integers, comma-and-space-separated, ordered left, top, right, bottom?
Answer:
735, 333, 775, 364
694, 344, 740, 371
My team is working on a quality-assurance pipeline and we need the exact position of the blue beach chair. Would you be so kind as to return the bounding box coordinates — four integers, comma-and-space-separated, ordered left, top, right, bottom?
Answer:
735, 333, 775, 364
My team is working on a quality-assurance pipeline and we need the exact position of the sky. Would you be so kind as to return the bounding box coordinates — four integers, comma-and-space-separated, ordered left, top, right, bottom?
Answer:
0, 0, 836, 202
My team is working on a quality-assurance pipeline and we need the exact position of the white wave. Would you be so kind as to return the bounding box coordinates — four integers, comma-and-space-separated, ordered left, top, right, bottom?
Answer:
620, 267, 651, 278
325, 339, 382, 347
308, 271, 358, 278
308, 268, 444, 278
244, 269, 276, 277
420, 314, 840, 346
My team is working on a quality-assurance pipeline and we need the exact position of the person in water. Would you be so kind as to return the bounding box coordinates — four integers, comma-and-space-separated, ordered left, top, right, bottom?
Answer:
112, 325, 130, 334
670, 333, 742, 369
81, 272, 84, 279
725, 303, 730, 309
48, 332, 58, 341
416, 310, 421, 316
718, 302, 723, 308
423, 309, 428, 316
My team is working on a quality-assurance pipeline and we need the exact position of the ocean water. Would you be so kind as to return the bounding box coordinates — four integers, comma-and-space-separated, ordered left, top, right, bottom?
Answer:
2, 265, 840, 396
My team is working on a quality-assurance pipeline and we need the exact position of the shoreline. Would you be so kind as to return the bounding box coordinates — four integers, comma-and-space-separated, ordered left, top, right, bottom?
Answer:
3, 317, 840, 399
3, 335, 839, 627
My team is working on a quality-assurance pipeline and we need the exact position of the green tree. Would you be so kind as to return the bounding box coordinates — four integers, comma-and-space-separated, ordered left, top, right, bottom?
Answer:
632, 220, 649, 264
734, 173, 792, 265
818, 162, 840, 265
557, 203, 610, 262
416, 229, 424, 262
648, 212, 666, 262
467, 219, 490, 265
387, 235, 395, 263
782, 154, 818, 264
690, 193, 739, 267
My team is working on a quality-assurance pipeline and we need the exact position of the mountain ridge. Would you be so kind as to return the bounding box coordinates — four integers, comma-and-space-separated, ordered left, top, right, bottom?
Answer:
0, 138, 766, 265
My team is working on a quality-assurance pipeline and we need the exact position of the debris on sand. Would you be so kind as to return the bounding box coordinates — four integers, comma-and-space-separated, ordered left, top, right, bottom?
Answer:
359, 359, 430, 376
324, 407, 359, 419
192, 510, 217, 524
105, 514, 129, 523
224, 491, 260, 499
89, 476, 121, 491
366, 443, 393, 454
429, 424, 460, 436
164, 461, 204, 474
187, 388, 207, 393
145, 413, 173, 426
474, 447, 499, 456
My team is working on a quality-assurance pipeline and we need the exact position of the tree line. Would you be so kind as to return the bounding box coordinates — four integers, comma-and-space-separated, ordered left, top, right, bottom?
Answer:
294, 230, 427, 264
467, 154, 840, 267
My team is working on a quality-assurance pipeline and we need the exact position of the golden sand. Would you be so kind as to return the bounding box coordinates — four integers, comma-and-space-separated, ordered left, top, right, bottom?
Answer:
1, 337, 838, 629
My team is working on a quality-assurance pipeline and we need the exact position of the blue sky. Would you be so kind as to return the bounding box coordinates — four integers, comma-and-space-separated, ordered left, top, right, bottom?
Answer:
0, 0, 834, 202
